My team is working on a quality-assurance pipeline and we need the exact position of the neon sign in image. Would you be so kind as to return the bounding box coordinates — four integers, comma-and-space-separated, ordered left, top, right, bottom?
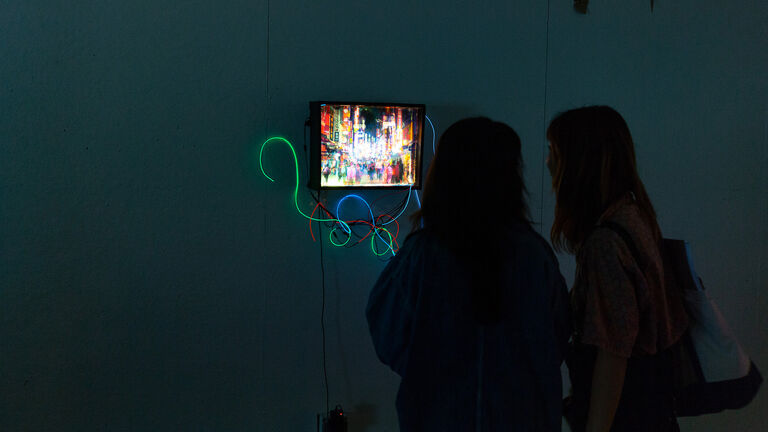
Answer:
319, 104, 422, 188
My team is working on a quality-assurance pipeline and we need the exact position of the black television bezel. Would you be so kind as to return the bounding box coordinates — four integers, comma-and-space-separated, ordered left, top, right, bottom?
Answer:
309, 101, 426, 191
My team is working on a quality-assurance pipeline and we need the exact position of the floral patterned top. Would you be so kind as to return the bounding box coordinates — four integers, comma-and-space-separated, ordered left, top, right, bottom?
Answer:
571, 195, 688, 358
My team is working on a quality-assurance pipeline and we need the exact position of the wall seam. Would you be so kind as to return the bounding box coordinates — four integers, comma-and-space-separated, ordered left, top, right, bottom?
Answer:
538, 0, 552, 235
259, 0, 270, 424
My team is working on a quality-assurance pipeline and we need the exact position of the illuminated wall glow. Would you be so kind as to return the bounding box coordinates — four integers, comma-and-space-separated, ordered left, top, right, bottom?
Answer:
259, 137, 337, 224
259, 136, 410, 256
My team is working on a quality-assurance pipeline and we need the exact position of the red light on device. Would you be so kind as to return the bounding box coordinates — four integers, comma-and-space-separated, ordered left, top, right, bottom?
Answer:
322, 405, 347, 432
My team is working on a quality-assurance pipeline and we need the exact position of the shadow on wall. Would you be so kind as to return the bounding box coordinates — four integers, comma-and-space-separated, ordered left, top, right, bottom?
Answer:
349, 403, 377, 432
418, 103, 477, 157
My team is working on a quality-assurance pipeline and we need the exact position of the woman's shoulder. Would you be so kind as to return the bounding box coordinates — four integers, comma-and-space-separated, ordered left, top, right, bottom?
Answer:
579, 226, 627, 268
399, 228, 431, 250
395, 228, 447, 262
598, 195, 654, 237
578, 199, 661, 281
598, 198, 657, 252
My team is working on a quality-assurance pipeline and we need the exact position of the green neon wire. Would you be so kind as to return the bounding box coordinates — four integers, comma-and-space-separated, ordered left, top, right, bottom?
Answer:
329, 227, 351, 247
371, 226, 395, 256
258, 137, 337, 223
259, 136, 400, 256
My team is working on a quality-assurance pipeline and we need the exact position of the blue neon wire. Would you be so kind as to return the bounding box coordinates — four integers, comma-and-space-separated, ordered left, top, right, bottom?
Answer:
381, 184, 412, 226
425, 114, 436, 155
336, 194, 395, 255
260, 131, 432, 257
335, 194, 375, 232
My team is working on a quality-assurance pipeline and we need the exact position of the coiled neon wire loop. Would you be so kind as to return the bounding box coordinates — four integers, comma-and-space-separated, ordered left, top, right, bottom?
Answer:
258, 136, 400, 256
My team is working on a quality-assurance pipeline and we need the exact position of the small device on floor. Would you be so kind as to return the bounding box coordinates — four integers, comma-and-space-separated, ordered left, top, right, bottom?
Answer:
321, 405, 347, 432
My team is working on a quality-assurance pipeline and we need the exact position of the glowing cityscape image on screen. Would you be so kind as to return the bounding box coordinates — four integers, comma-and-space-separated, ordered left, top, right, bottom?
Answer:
319, 103, 423, 187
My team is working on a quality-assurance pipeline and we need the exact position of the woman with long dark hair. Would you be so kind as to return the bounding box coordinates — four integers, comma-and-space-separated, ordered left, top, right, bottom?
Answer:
546, 106, 688, 432
367, 117, 570, 431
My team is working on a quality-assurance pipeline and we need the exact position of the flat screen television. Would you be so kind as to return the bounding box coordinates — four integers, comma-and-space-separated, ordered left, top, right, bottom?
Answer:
309, 101, 425, 190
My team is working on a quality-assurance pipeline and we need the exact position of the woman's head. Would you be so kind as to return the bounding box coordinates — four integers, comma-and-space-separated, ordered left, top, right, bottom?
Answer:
546, 105, 659, 253
412, 117, 530, 234
411, 117, 530, 325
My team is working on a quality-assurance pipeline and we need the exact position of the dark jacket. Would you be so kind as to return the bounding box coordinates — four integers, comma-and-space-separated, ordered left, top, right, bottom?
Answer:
367, 224, 570, 431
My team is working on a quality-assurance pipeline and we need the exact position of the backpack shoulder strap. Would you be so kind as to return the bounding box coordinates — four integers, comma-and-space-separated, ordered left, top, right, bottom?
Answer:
599, 221, 643, 268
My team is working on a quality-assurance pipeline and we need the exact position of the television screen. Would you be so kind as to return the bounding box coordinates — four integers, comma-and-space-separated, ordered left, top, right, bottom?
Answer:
309, 102, 425, 189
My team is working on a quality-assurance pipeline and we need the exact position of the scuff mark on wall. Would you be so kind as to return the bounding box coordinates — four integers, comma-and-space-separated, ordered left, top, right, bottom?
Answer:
574, 0, 588, 14
574, 0, 655, 14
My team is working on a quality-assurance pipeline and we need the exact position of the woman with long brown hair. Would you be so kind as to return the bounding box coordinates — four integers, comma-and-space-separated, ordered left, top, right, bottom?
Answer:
546, 106, 687, 432
367, 117, 570, 431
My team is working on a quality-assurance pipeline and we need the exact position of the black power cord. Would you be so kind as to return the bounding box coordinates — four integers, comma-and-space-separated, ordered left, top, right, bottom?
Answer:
306, 117, 414, 423
317, 192, 330, 417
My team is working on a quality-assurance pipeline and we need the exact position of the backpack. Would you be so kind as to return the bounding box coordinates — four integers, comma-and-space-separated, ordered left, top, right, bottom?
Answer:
602, 222, 763, 416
